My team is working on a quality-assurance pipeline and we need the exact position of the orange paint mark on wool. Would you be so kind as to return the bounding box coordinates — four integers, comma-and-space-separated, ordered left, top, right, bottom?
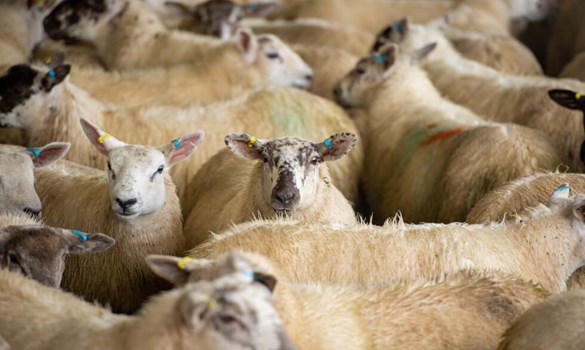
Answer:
420, 127, 467, 146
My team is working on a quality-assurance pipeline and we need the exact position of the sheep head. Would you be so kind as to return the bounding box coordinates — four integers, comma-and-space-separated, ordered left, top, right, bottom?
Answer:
79, 118, 204, 221
225, 133, 356, 216
549, 89, 585, 167
0, 143, 70, 219
0, 224, 114, 287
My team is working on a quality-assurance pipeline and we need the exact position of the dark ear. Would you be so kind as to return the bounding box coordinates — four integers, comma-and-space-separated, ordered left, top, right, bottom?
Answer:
225, 133, 265, 160
28, 142, 71, 168
64, 230, 116, 254
160, 131, 205, 167
411, 42, 437, 63
371, 17, 409, 52
240, 2, 280, 18
548, 89, 585, 111
315, 132, 357, 162
374, 44, 397, 71
253, 271, 277, 292
41, 65, 70, 92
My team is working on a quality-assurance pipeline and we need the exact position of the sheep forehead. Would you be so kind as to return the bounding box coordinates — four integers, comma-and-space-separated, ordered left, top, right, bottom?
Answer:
108, 146, 164, 171
0, 152, 32, 172
263, 138, 315, 170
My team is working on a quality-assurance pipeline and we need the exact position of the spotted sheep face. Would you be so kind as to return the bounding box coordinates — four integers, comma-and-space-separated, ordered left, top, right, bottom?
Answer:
43, 0, 127, 43
225, 133, 356, 216
0, 143, 70, 219
166, 0, 279, 40
79, 119, 204, 220
0, 225, 114, 287
234, 29, 313, 90
0, 64, 70, 129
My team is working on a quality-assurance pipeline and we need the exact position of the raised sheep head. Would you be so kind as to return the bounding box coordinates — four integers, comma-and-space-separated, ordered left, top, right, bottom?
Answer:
549, 89, 585, 167
79, 118, 204, 220
0, 224, 114, 287
224, 133, 356, 216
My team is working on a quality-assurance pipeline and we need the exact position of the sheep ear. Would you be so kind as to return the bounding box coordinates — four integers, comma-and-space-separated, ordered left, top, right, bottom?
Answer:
41, 64, 70, 92
225, 133, 265, 160
411, 42, 437, 64
252, 271, 277, 292
239, 2, 280, 18
374, 44, 397, 76
572, 195, 585, 230
63, 230, 116, 254
160, 131, 205, 167
548, 89, 585, 111
27, 142, 70, 168
80, 118, 126, 155
146, 255, 212, 286
235, 28, 258, 64
315, 132, 357, 162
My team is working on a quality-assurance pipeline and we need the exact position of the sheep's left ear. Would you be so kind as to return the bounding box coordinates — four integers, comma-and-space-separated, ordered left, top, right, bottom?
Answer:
374, 44, 397, 76
411, 42, 437, 64
41, 64, 70, 92
239, 2, 280, 18
548, 89, 585, 111
225, 133, 265, 160
160, 131, 205, 167
80, 118, 126, 155
145, 255, 211, 286
63, 230, 116, 254
315, 132, 357, 162
27, 142, 71, 168
252, 271, 277, 292
235, 28, 258, 64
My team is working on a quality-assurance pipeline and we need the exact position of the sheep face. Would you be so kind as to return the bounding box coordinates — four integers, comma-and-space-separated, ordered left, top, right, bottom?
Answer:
0, 64, 70, 129
43, 0, 127, 43
548, 89, 585, 167
80, 119, 204, 220
0, 143, 70, 219
0, 225, 114, 287
506, 0, 557, 21
225, 133, 356, 216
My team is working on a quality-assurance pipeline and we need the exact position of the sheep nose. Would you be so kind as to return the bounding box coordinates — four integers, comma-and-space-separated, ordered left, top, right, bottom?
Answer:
305, 74, 313, 82
23, 207, 41, 219
275, 192, 296, 206
116, 198, 138, 210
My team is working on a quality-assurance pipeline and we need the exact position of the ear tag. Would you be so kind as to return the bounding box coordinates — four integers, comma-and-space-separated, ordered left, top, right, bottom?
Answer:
48, 70, 56, 78
554, 184, 571, 193
208, 298, 218, 310
374, 55, 389, 63
71, 230, 88, 241
26, 147, 40, 157
177, 257, 193, 270
172, 139, 181, 149
97, 133, 111, 144
576, 93, 583, 100
392, 21, 404, 34
324, 139, 333, 149
248, 136, 257, 148
242, 269, 254, 281
247, 3, 258, 10
44, 56, 52, 65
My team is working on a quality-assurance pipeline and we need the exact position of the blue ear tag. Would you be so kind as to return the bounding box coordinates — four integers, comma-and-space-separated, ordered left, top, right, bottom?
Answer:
172, 139, 181, 149
554, 184, 571, 193
248, 3, 258, 10
26, 147, 40, 157
324, 139, 333, 149
393, 21, 404, 34
242, 269, 254, 281
374, 55, 389, 63
48, 70, 55, 78
71, 230, 88, 241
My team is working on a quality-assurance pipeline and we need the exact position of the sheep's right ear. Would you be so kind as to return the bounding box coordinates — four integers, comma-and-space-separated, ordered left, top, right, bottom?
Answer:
374, 44, 397, 75
548, 89, 585, 111
225, 133, 265, 160
27, 142, 70, 168
315, 132, 357, 162
411, 42, 437, 64
63, 230, 116, 254
79, 118, 126, 155
160, 131, 205, 167
41, 64, 70, 92
235, 28, 258, 64
146, 255, 212, 286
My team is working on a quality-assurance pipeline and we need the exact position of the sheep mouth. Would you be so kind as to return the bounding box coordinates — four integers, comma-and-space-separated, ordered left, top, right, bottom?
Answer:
274, 209, 294, 217
115, 210, 140, 220
292, 82, 310, 90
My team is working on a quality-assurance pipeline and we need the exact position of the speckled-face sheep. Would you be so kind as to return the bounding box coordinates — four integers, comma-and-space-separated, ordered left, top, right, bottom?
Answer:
183, 133, 357, 247
148, 251, 546, 350
43, 0, 310, 74
0, 267, 294, 350
333, 43, 564, 224
190, 185, 585, 294
69, 28, 314, 108
378, 21, 585, 171
35, 119, 203, 313
0, 64, 362, 206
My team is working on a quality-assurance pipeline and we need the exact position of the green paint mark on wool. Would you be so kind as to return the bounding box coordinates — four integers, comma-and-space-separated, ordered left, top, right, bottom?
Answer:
272, 107, 311, 136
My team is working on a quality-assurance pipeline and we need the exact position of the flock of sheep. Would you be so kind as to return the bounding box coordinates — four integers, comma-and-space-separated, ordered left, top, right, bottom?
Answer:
1, 0, 585, 348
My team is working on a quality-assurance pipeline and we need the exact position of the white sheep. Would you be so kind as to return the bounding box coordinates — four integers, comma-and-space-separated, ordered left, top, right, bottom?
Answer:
183, 133, 357, 247
333, 43, 564, 223
190, 185, 585, 294
34, 119, 203, 313
498, 289, 585, 350
378, 21, 585, 171
0, 64, 363, 206
0, 266, 294, 350
148, 251, 547, 350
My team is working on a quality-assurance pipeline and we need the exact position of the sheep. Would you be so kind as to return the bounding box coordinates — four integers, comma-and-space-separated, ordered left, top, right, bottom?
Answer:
68, 28, 314, 108
0, 142, 70, 218
332, 43, 564, 223
183, 133, 357, 247
546, 0, 585, 76
189, 185, 585, 294
43, 0, 307, 74
0, 267, 293, 350
559, 51, 585, 82
376, 20, 585, 171
0, 64, 363, 205
148, 251, 546, 350
498, 289, 585, 350
34, 119, 203, 313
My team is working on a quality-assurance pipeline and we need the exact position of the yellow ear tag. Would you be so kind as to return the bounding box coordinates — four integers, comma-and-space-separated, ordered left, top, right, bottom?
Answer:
248, 136, 256, 148
208, 298, 218, 310
44, 56, 52, 65
97, 134, 111, 144
576, 93, 583, 100
177, 257, 193, 270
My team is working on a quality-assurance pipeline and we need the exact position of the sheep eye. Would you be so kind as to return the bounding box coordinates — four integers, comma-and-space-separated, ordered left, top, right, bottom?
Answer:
156, 165, 164, 175
266, 52, 279, 60
8, 253, 18, 264
107, 161, 116, 180
310, 157, 319, 165
262, 156, 269, 163
355, 68, 365, 75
